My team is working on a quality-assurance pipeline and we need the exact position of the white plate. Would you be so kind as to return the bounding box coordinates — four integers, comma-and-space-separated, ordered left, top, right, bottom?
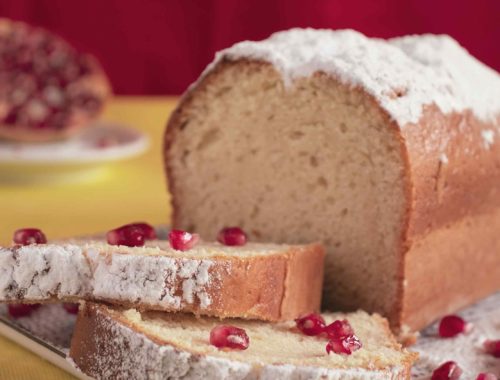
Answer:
0, 121, 149, 183
0, 121, 148, 164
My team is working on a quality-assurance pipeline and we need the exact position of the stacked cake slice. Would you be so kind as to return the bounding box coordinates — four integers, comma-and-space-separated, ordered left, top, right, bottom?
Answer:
0, 238, 324, 321
0, 224, 417, 379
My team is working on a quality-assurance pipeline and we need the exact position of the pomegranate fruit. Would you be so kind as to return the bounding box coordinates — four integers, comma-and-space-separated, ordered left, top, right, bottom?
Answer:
431, 361, 462, 380
295, 313, 326, 336
13, 228, 47, 245
209, 325, 249, 350
8, 303, 40, 318
168, 229, 199, 251
0, 18, 110, 142
217, 227, 247, 246
438, 315, 472, 338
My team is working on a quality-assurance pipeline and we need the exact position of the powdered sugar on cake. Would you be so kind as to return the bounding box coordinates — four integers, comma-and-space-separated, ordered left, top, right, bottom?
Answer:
412, 292, 500, 379
202, 29, 500, 126
0, 242, 219, 311
86, 247, 216, 309
481, 129, 495, 149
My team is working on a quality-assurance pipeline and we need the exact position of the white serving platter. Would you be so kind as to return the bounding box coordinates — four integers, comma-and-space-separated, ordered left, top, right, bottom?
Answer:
0, 121, 149, 183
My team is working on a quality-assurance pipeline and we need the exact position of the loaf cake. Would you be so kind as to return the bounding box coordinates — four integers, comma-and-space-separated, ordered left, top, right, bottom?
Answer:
0, 239, 324, 321
0, 18, 110, 142
69, 302, 418, 379
164, 29, 500, 331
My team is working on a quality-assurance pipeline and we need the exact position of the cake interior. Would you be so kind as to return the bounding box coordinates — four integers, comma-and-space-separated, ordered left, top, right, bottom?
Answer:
73, 240, 297, 259
121, 308, 412, 370
166, 61, 408, 324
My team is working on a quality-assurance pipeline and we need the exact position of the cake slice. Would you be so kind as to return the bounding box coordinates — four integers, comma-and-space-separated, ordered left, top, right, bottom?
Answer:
0, 238, 324, 321
69, 302, 418, 380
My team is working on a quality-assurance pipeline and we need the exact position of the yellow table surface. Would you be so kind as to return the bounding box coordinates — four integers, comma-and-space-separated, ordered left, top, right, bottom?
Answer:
0, 96, 178, 379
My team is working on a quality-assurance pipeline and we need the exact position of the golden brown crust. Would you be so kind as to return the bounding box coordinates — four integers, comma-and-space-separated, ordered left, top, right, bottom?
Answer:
202, 243, 325, 321
397, 106, 500, 331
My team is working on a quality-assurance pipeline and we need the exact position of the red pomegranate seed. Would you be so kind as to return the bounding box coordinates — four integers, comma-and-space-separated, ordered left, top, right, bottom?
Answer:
438, 315, 472, 338
217, 227, 247, 246
295, 313, 326, 336
62, 303, 79, 314
324, 319, 355, 339
326, 334, 362, 356
8, 304, 40, 318
476, 373, 498, 380
168, 229, 199, 251
484, 340, 500, 358
431, 361, 463, 380
210, 325, 249, 350
13, 228, 47, 245
106, 222, 155, 247
131, 223, 157, 240
107, 227, 144, 247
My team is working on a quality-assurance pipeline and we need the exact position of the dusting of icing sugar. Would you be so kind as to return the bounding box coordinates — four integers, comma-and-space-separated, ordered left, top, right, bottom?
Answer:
439, 153, 449, 164
87, 249, 216, 310
201, 28, 500, 126
481, 129, 495, 149
178, 259, 213, 307
0, 243, 219, 311
412, 292, 500, 379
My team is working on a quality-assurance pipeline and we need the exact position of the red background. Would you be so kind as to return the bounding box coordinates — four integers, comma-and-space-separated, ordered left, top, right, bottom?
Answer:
1, 0, 498, 95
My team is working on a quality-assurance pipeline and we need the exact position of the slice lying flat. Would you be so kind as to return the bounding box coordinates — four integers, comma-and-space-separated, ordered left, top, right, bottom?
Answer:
69, 302, 418, 380
0, 239, 324, 321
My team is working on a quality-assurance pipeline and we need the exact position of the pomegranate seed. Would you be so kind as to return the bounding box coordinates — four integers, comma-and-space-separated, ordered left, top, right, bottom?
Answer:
168, 229, 199, 251
217, 227, 247, 246
324, 319, 355, 339
210, 325, 249, 350
295, 313, 326, 336
484, 340, 500, 358
476, 373, 498, 380
13, 228, 47, 245
62, 303, 79, 314
326, 335, 362, 355
106, 222, 155, 247
131, 223, 157, 240
8, 304, 40, 318
431, 361, 463, 380
438, 315, 472, 338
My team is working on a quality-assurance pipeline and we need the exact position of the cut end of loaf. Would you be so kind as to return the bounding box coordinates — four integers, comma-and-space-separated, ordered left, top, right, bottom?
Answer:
165, 59, 409, 328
